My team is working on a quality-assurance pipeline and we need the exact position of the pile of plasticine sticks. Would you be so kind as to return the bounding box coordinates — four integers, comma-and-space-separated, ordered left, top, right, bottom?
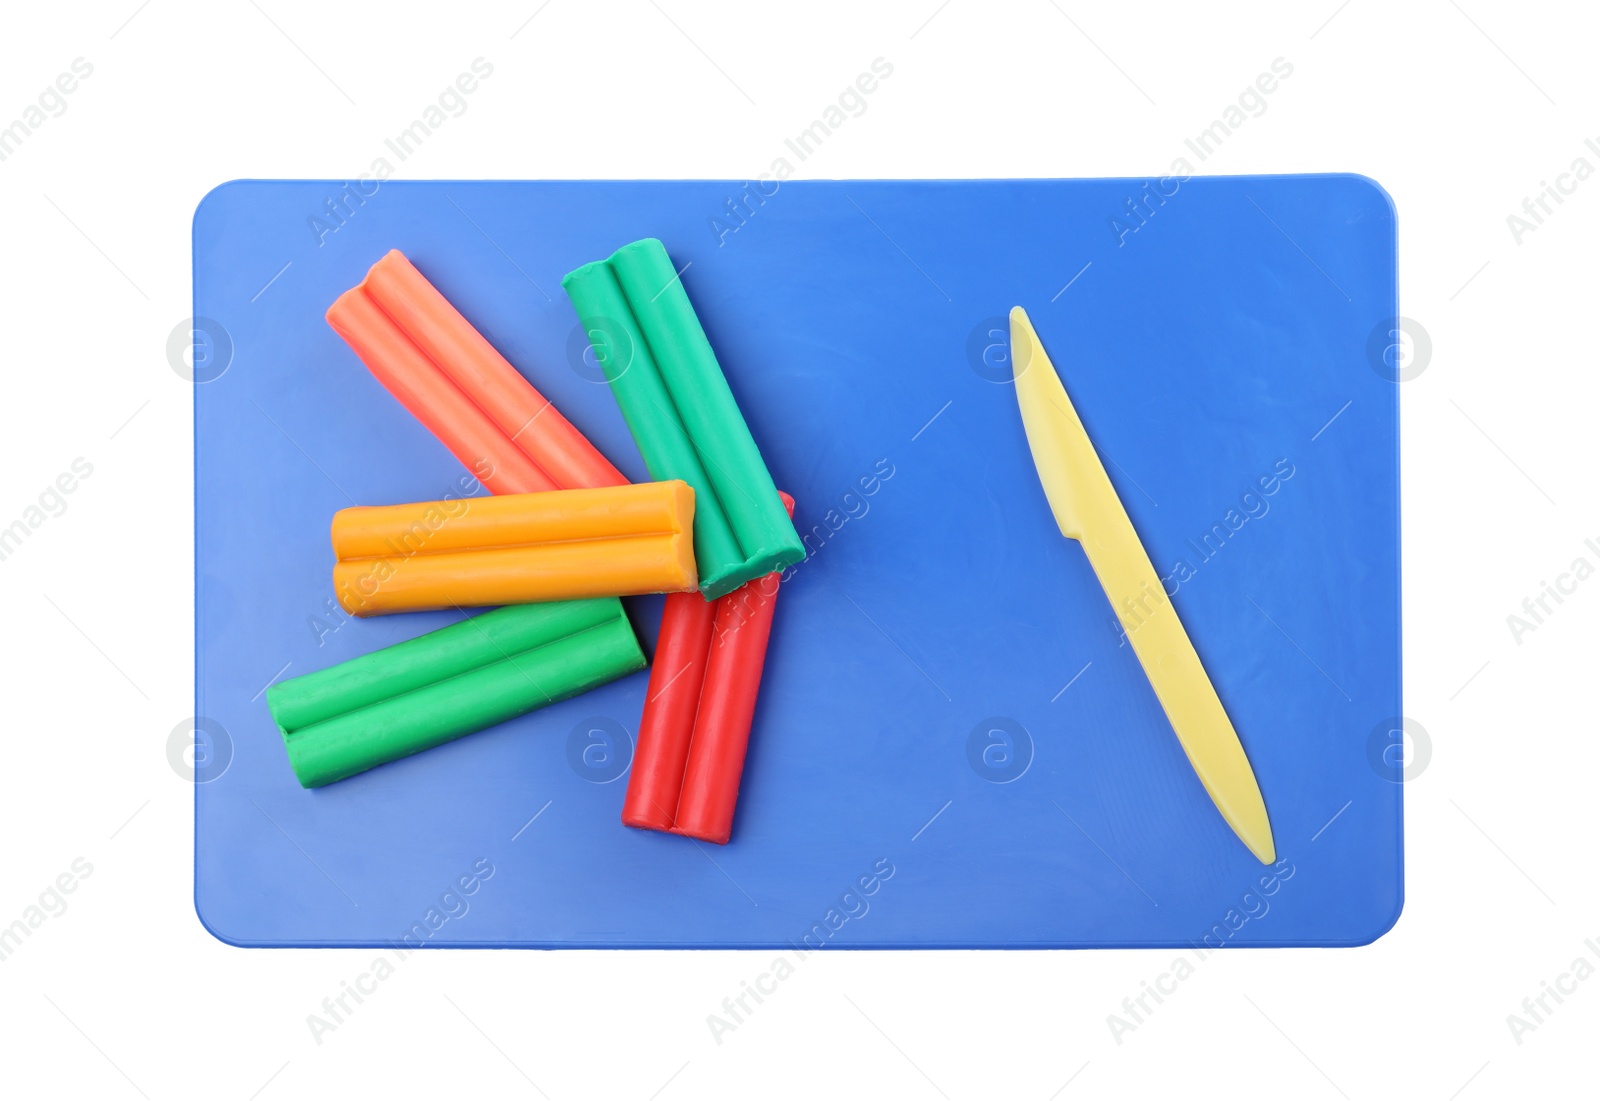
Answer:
265, 240, 805, 845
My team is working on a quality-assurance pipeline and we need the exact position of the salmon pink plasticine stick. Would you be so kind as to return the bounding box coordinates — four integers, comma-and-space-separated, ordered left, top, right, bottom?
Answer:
623, 493, 794, 843
327, 250, 626, 495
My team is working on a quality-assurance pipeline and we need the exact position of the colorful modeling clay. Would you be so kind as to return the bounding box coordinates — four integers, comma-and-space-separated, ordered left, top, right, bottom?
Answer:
325, 250, 641, 681
562, 239, 804, 599
623, 493, 794, 844
327, 249, 627, 495
267, 600, 646, 788
331, 481, 698, 616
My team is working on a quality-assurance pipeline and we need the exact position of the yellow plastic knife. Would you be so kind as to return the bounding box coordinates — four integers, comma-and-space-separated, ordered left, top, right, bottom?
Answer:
1010, 306, 1275, 864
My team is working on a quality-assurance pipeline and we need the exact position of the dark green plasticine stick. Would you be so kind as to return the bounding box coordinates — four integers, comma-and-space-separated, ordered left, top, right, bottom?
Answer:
563, 239, 804, 599
267, 601, 646, 787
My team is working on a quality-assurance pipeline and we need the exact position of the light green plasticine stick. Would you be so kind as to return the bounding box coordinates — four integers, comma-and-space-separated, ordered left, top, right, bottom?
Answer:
267, 600, 645, 787
562, 238, 804, 599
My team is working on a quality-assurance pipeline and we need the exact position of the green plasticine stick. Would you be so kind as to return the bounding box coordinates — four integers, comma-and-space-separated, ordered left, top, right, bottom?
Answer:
562, 239, 804, 599
267, 600, 645, 788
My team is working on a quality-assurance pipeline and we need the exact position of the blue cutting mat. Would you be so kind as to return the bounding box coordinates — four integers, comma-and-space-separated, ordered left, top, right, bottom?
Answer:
194, 177, 1401, 949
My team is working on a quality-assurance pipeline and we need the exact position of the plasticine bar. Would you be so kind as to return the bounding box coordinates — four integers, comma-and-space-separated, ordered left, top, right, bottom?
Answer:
325, 250, 639, 671
621, 590, 717, 832
623, 493, 794, 844
562, 239, 804, 599
331, 481, 698, 617
267, 600, 646, 788
327, 250, 627, 495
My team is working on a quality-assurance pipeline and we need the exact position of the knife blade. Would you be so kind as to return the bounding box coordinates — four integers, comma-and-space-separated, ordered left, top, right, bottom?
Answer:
1009, 306, 1275, 864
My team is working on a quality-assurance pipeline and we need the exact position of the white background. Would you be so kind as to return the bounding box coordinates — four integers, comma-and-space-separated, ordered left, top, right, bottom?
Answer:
1, 1, 1595, 1098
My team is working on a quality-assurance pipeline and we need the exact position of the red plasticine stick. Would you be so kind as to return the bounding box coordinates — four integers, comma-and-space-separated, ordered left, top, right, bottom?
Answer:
623, 493, 794, 844
327, 250, 627, 495
622, 591, 717, 831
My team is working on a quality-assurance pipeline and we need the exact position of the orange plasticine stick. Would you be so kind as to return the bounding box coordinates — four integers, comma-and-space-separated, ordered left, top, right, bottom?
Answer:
326, 250, 627, 495
332, 481, 698, 616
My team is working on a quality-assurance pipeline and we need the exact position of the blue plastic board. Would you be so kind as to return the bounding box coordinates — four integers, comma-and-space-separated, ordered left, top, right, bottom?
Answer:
194, 177, 1401, 949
